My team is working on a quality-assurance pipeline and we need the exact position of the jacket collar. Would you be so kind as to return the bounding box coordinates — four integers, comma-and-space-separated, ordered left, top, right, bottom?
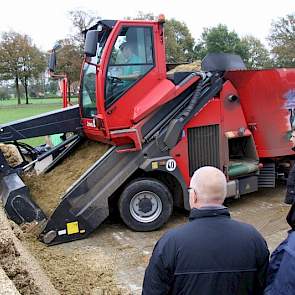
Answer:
189, 207, 230, 221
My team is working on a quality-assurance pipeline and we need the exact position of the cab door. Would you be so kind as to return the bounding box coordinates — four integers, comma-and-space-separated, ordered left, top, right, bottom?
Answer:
103, 25, 160, 130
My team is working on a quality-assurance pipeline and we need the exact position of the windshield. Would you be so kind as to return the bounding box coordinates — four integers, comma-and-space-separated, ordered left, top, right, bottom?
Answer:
81, 28, 111, 118
81, 63, 97, 118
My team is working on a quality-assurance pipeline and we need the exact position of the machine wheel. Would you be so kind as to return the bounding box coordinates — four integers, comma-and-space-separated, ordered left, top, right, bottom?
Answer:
119, 178, 173, 231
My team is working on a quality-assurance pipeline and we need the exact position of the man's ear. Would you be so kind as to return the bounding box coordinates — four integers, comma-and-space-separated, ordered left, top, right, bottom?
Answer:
193, 192, 198, 204
190, 190, 197, 206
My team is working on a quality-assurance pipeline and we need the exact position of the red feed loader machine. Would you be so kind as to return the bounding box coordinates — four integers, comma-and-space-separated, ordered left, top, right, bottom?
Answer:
1, 18, 295, 245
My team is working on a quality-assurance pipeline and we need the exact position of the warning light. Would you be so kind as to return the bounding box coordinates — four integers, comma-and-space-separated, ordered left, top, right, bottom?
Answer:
158, 14, 165, 23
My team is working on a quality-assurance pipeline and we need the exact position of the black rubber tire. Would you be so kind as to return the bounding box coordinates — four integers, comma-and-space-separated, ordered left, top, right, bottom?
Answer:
118, 178, 173, 231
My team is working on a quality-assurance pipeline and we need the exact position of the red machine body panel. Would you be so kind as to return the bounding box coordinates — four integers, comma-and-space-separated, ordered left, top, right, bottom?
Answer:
171, 99, 221, 186
226, 69, 295, 158
220, 80, 248, 132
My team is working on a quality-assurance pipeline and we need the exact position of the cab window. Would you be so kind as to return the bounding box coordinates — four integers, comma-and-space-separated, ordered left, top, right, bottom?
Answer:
105, 26, 154, 107
81, 63, 96, 118
81, 27, 111, 118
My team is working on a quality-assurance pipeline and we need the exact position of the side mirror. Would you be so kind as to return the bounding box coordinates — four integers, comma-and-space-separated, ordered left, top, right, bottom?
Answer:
48, 51, 56, 72
84, 30, 98, 57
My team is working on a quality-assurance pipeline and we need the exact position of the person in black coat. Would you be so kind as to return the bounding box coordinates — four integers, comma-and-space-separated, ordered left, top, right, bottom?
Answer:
264, 129, 295, 295
264, 203, 295, 295
285, 130, 295, 205
142, 166, 269, 295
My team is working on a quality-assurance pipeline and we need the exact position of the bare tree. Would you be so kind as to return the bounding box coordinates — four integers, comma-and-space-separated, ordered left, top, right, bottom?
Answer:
47, 9, 101, 100
68, 9, 100, 52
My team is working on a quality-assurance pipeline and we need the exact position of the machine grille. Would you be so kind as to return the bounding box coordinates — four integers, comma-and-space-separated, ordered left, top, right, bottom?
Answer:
258, 162, 276, 188
188, 124, 220, 176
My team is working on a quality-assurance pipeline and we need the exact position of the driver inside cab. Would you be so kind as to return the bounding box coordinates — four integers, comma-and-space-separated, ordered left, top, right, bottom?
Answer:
106, 38, 145, 102
117, 42, 143, 80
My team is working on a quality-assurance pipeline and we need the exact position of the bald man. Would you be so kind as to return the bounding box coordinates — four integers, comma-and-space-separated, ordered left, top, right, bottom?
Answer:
142, 166, 269, 295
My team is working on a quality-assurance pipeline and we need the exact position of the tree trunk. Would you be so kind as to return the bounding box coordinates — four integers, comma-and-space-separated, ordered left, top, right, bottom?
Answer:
25, 77, 29, 104
15, 76, 21, 105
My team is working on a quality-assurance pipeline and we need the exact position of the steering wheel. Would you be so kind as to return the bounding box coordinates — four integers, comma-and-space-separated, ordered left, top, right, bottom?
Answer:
108, 76, 123, 84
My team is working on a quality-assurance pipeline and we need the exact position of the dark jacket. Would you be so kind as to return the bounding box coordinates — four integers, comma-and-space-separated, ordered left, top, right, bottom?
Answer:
264, 231, 295, 295
264, 203, 295, 295
142, 207, 269, 295
285, 163, 295, 204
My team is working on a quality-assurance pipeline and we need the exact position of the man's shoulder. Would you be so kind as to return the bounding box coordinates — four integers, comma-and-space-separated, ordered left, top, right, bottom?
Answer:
160, 224, 184, 239
230, 218, 262, 234
159, 217, 265, 244
164, 217, 260, 235
130, 55, 143, 63
229, 218, 268, 249
158, 223, 191, 245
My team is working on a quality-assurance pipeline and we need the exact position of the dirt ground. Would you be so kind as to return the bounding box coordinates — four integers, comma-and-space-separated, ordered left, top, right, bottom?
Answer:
0, 140, 290, 294
18, 185, 289, 295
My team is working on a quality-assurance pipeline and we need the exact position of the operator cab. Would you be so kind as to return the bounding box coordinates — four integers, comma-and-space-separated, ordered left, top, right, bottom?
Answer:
79, 18, 168, 148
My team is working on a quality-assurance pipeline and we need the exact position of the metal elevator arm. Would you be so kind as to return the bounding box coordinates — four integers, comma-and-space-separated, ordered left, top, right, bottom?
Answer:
0, 105, 82, 142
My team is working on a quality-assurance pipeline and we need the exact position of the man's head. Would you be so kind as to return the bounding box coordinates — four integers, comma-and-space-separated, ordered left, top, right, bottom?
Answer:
189, 166, 227, 209
120, 42, 134, 60
290, 129, 295, 149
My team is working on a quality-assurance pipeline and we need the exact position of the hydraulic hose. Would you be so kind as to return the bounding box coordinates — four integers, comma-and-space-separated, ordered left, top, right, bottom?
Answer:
177, 72, 208, 122
161, 72, 222, 150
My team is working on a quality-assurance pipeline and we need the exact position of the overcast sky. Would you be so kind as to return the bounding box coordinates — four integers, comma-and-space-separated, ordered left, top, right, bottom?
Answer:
0, 0, 294, 51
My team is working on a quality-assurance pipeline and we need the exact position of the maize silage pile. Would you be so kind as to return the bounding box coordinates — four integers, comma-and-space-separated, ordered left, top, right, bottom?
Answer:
23, 233, 129, 295
167, 61, 201, 74
0, 206, 58, 295
0, 143, 23, 167
1, 140, 130, 294
0, 206, 129, 295
22, 140, 110, 216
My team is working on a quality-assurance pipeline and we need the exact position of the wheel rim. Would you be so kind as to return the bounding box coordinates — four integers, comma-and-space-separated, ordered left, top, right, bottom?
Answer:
129, 191, 162, 223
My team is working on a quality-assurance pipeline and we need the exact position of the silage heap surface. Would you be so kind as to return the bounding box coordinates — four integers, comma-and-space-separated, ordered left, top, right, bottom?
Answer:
167, 61, 201, 73
23, 140, 110, 216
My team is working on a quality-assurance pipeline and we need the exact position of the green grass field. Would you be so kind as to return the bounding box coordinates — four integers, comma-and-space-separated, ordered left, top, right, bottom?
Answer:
0, 105, 59, 123
0, 97, 78, 107
0, 98, 78, 146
